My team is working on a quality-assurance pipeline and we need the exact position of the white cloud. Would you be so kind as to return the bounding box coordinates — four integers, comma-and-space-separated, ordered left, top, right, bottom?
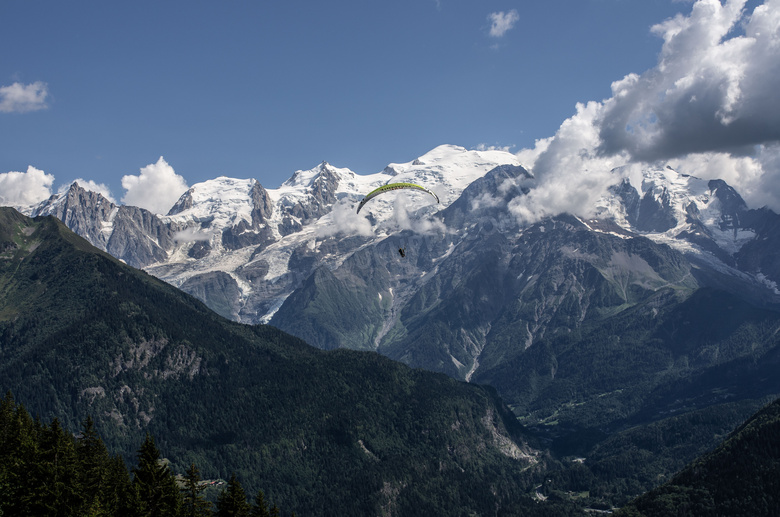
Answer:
488, 10, 519, 38
510, 102, 627, 224
174, 227, 213, 242
598, 0, 780, 160
317, 198, 373, 238
0, 82, 49, 113
121, 157, 189, 214
475, 143, 514, 153
672, 144, 780, 212
0, 166, 54, 207
390, 196, 447, 235
512, 0, 780, 222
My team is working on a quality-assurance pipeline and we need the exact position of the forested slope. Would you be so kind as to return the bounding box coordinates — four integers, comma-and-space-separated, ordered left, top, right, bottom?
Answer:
0, 208, 573, 515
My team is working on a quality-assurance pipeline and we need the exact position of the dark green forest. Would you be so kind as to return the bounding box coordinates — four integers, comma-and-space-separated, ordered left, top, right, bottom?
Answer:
616, 396, 780, 516
0, 210, 586, 515
475, 284, 780, 507
0, 392, 288, 516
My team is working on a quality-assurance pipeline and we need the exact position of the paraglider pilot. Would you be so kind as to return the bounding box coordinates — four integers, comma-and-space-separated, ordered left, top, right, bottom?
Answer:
398, 247, 406, 258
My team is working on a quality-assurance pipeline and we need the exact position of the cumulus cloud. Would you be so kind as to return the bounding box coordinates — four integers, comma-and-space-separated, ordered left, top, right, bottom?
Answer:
488, 10, 519, 38
511, 102, 628, 224
598, 0, 780, 161
672, 143, 780, 211
0, 82, 49, 113
0, 166, 54, 207
513, 0, 780, 221
121, 157, 188, 214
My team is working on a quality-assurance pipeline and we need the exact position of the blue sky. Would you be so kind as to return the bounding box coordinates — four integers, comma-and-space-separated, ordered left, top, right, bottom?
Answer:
2, 0, 779, 216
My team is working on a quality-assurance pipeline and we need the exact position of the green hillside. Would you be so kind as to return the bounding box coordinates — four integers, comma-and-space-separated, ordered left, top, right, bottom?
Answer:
617, 396, 780, 516
476, 284, 780, 507
0, 208, 574, 515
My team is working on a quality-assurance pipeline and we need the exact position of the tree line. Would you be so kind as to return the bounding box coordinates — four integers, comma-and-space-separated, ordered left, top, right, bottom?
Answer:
0, 392, 291, 516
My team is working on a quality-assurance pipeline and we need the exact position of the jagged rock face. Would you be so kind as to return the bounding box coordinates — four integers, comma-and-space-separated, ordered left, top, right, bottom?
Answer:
33, 183, 116, 248
276, 163, 341, 236
167, 188, 194, 216
188, 241, 211, 259
271, 214, 699, 380
736, 207, 780, 290
107, 206, 176, 267
32, 183, 177, 268
221, 221, 275, 251
636, 182, 677, 232
250, 180, 274, 223
612, 179, 641, 226
179, 271, 242, 320
220, 181, 276, 251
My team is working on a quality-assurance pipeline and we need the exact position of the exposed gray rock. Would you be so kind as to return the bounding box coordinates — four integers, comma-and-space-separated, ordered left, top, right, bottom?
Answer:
179, 271, 242, 320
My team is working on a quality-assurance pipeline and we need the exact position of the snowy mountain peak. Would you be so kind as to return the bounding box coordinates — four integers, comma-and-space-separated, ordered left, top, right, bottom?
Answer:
165, 177, 261, 226
281, 161, 349, 189
32, 181, 116, 221
379, 145, 523, 207
593, 165, 760, 262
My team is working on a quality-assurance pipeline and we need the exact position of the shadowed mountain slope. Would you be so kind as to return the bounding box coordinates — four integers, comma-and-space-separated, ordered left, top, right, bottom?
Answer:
0, 207, 575, 516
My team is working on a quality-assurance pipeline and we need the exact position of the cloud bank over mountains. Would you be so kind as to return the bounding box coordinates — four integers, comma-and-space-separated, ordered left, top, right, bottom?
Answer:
517, 0, 780, 222
2, 0, 779, 220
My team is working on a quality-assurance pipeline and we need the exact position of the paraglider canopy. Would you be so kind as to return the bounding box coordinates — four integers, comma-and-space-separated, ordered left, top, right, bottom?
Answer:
356, 182, 439, 214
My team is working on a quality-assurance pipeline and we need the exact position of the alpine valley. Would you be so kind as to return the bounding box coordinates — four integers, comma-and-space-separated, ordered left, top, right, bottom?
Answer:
8, 143, 780, 511
0, 207, 560, 516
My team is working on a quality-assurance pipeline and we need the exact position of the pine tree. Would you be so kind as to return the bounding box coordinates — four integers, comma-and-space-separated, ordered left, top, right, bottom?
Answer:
182, 462, 212, 517
104, 454, 138, 516
34, 418, 83, 515
0, 392, 19, 516
132, 433, 182, 516
216, 473, 250, 517
77, 416, 110, 512
250, 488, 270, 517
1, 401, 38, 515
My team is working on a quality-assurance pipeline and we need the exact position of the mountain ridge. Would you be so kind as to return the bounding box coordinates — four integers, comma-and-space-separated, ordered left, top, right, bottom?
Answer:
17, 144, 780, 381
0, 206, 558, 515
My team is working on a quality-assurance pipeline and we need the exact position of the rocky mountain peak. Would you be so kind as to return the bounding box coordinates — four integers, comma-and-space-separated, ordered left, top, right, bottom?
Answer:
166, 187, 194, 216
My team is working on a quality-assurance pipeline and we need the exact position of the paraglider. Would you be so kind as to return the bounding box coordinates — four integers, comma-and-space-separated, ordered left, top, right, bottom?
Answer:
356, 182, 438, 259
355, 182, 439, 214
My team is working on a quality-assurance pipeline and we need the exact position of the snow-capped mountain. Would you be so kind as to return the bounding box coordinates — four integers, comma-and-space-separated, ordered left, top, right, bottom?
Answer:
26, 144, 780, 376
30, 145, 523, 321
594, 166, 780, 301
